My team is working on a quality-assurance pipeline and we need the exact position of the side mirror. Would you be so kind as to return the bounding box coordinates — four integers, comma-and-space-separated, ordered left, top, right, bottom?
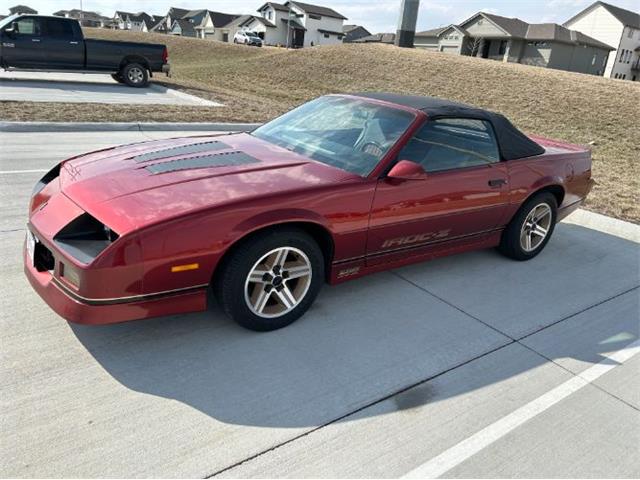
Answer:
387, 160, 427, 181
3, 23, 17, 36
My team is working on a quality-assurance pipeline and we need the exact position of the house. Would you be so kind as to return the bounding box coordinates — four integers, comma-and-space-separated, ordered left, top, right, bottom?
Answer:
53, 9, 111, 28
177, 10, 241, 40
563, 1, 640, 81
218, 14, 254, 42
155, 7, 190, 34
353, 33, 396, 44
343, 24, 371, 43
240, 1, 347, 47
9, 5, 37, 15
170, 18, 198, 37
113, 11, 134, 29
414, 12, 614, 76
165, 10, 240, 40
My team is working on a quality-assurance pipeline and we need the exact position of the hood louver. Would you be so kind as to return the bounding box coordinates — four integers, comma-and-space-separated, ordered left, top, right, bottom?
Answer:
132, 140, 232, 163
145, 151, 259, 174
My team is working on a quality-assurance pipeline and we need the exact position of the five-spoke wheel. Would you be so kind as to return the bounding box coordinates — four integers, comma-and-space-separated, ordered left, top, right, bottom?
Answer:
244, 247, 313, 318
215, 228, 324, 331
499, 191, 558, 260
520, 203, 552, 252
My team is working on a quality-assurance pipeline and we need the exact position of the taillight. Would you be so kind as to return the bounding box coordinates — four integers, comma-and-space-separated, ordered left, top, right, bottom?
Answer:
162, 47, 168, 64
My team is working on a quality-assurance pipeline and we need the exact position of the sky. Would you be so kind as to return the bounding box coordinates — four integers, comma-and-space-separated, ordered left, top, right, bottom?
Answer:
1, 0, 638, 33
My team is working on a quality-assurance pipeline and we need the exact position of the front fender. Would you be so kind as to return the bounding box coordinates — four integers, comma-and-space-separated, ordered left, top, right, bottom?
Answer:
231, 208, 331, 239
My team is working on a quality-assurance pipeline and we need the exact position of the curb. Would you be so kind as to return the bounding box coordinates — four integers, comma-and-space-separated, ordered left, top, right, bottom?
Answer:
0, 122, 262, 133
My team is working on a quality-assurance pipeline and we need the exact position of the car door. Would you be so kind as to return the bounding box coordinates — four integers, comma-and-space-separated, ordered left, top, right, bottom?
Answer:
366, 117, 510, 266
41, 17, 83, 69
1, 16, 45, 67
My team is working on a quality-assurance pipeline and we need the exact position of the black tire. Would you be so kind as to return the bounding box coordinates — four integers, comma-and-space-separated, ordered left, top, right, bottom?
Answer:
111, 73, 125, 84
215, 228, 325, 331
121, 62, 149, 88
499, 191, 558, 261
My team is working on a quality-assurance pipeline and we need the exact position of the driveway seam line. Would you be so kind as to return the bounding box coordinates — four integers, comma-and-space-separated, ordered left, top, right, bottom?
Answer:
390, 270, 517, 341
206, 284, 640, 478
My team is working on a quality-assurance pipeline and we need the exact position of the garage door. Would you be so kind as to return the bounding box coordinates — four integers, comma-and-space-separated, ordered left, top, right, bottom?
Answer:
440, 46, 459, 54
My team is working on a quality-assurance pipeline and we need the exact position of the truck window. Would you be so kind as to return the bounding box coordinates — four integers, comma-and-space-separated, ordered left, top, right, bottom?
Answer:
44, 18, 75, 39
398, 118, 500, 172
15, 17, 43, 36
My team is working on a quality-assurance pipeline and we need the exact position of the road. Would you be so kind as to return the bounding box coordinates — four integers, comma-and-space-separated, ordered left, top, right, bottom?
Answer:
0, 71, 221, 106
1, 129, 638, 478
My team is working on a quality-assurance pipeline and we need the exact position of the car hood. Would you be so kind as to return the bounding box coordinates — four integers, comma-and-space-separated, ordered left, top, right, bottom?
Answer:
59, 133, 356, 234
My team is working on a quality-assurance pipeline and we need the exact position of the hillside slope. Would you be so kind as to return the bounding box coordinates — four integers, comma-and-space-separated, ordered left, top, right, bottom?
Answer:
2, 28, 638, 222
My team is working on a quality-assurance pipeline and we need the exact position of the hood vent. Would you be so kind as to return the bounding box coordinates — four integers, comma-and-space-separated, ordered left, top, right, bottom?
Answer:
132, 140, 231, 163
146, 151, 259, 174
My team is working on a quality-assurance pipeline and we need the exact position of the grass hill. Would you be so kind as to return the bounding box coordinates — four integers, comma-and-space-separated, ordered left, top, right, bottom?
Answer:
2, 28, 638, 222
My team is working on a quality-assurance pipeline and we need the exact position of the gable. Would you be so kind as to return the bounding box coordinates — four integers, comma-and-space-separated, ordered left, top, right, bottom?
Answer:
463, 15, 509, 37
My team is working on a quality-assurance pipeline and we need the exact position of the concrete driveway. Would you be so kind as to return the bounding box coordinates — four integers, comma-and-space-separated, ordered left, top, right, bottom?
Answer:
0, 71, 221, 106
1, 129, 638, 478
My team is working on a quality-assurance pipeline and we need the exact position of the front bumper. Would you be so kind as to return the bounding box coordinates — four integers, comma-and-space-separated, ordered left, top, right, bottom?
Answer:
23, 234, 207, 325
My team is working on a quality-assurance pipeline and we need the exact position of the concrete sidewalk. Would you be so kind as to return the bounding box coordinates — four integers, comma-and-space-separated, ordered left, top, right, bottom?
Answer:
0, 70, 221, 106
1, 129, 638, 478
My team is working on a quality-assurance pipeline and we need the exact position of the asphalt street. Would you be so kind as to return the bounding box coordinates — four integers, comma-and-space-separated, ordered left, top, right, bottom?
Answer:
1, 130, 638, 478
0, 71, 221, 106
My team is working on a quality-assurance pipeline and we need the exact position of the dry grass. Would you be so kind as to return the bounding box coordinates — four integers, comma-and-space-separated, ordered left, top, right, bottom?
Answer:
2, 28, 638, 222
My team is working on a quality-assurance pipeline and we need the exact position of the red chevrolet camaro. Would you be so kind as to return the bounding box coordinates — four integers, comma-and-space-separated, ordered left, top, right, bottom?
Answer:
25, 93, 594, 331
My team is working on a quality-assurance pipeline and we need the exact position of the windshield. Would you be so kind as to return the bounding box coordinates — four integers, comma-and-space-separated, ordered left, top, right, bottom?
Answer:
252, 96, 415, 177
0, 14, 18, 30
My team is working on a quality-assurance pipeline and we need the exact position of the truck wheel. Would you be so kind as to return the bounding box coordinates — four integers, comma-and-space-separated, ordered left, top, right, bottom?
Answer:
498, 192, 557, 261
121, 63, 149, 88
111, 73, 125, 84
215, 228, 324, 331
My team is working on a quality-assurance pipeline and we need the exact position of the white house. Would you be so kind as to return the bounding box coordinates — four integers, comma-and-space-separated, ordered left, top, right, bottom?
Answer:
239, 1, 347, 47
563, 1, 640, 81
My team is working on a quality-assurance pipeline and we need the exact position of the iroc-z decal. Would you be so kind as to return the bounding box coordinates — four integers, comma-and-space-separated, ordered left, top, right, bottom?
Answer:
382, 229, 451, 249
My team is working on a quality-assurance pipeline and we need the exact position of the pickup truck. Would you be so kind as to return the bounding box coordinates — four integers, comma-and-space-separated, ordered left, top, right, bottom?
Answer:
0, 14, 170, 87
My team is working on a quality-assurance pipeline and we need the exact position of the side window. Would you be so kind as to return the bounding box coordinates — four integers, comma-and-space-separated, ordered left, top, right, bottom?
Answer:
45, 19, 75, 39
15, 17, 43, 36
398, 118, 500, 172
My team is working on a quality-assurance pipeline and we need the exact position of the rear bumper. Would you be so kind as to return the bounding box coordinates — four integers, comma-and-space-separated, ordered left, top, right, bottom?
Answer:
162, 63, 171, 77
23, 237, 207, 325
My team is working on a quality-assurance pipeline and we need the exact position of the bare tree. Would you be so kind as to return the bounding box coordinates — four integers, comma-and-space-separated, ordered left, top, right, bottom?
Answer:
465, 37, 483, 56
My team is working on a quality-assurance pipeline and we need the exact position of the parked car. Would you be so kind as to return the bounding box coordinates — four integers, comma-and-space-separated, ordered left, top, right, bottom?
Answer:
24, 93, 594, 331
233, 30, 263, 46
0, 14, 170, 87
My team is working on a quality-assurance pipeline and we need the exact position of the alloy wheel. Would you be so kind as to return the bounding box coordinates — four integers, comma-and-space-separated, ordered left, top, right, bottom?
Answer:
520, 203, 552, 252
127, 67, 144, 84
244, 247, 313, 318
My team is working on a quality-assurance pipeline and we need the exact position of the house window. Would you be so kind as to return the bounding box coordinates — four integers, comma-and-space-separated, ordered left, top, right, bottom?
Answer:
267, 10, 272, 20
498, 40, 508, 55
627, 27, 633, 38
592, 54, 596, 65
619, 49, 625, 62
622, 74, 626, 79
309, 13, 321, 20
324, 33, 329, 38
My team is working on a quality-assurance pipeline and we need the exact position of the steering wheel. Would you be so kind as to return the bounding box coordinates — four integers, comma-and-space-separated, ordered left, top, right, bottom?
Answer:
359, 141, 384, 158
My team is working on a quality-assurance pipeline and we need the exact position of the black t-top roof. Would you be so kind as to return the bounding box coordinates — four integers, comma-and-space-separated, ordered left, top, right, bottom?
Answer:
354, 92, 545, 160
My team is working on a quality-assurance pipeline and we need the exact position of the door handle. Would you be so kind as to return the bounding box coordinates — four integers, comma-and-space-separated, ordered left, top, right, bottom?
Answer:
69, 41, 79, 45
488, 178, 507, 188
32, 38, 41, 42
